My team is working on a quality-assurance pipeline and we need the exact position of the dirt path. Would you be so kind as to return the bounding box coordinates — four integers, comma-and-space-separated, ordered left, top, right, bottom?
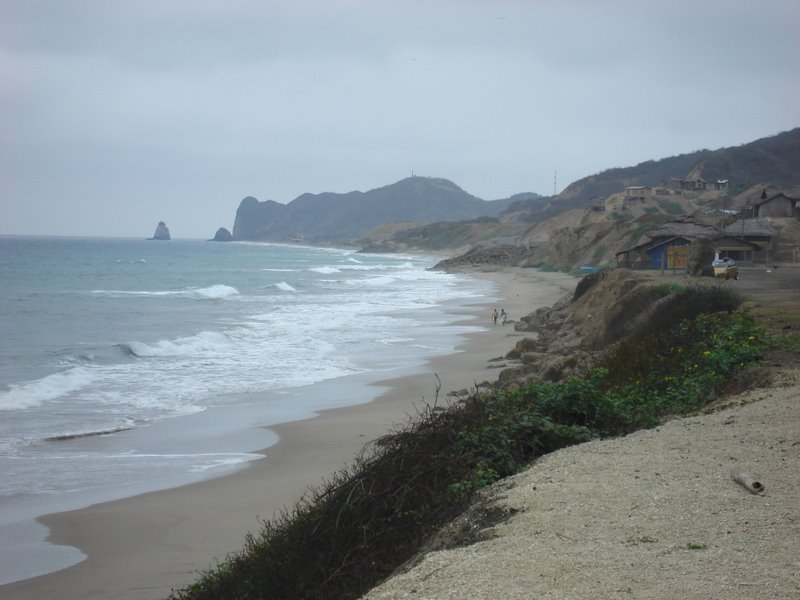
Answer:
638, 264, 800, 305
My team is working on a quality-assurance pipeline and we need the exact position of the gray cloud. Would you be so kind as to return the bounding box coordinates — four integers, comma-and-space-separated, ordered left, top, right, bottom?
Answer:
1, 0, 798, 237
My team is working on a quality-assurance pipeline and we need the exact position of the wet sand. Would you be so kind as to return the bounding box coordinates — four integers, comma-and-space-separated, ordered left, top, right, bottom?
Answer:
1, 267, 577, 600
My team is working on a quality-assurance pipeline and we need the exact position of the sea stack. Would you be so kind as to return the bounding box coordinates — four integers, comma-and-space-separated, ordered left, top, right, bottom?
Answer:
150, 221, 171, 240
211, 227, 233, 242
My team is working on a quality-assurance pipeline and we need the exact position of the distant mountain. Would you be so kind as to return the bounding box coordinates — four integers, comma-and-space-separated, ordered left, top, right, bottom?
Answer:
232, 177, 522, 242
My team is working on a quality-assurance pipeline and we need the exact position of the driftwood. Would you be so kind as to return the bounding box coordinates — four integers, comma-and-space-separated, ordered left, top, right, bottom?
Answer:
731, 470, 765, 496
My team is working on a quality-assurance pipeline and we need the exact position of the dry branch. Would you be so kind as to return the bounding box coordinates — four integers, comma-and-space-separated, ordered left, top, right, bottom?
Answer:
730, 470, 765, 496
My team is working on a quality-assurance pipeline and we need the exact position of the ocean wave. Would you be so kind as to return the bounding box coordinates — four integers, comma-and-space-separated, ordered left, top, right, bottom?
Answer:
190, 284, 239, 299
91, 284, 239, 300
272, 282, 297, 292
124, 331, 232, 358
262, 268, 298, 272
337, 262, 416, 272
338, 264, 380, 271
0, 367, 94, 411
343, 275, 398, 288
309, 266, 341, 274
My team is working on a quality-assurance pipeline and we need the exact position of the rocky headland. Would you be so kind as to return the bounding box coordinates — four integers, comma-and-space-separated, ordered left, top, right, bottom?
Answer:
210, 227, 233, 242
149, 221, 171, 240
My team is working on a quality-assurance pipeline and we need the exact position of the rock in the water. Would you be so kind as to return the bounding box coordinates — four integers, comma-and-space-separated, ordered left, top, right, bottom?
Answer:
211, 227, 233, 242
150, 221, 171, 240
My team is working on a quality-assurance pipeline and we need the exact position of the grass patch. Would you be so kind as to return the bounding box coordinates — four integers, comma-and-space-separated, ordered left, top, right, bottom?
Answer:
656, 199, 685, 215
170, 287, 773, 600
592, 244, 607, 263
624, 535, 657, 546
687, 542, 709, 550
745, 303, 800, 354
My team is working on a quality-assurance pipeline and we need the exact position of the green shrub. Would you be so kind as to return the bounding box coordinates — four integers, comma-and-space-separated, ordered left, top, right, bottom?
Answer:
601, 281, 732, 345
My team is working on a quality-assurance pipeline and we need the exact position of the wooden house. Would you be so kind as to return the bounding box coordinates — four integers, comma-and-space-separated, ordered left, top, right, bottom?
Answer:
710, 179, 730, 191
712, 236, 761, 263
616, 234, 758, 269
752, 193, 800, 219
588, 196, 607, 211
660, 177, 708, 191
616, 236, 691, 270
624, 186, 651, 202
615, 216, 758, 269
645, 215, 720, 240
723, 219, 776, 247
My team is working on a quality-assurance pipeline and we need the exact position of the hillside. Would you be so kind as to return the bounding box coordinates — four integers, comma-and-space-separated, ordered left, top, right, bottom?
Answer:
553, 127, 800, 209
362, 128, 800, 266
358, 217, 527, 254
231, 177, 523, 242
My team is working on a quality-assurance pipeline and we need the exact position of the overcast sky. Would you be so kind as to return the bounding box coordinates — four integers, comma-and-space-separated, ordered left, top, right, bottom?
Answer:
1, 0, 798, 238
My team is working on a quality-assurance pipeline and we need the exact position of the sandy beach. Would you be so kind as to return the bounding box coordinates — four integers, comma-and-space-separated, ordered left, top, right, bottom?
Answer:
0, 267, 577, 600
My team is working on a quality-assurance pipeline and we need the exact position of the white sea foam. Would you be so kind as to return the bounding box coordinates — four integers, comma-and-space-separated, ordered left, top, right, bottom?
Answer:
91, 284, 239, 300
187, 453, 264, 472
191, 284, 239, 299
379, 337, 415, 345
273, 282, 297, 292
338, 264, 380, 271
126, 331, 232, 358
344, 275, 398, 287
0, 368, 94, 411
309, 266, 340, 274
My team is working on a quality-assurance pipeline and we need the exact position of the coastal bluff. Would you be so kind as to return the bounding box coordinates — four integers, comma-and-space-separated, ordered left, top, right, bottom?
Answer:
363, 266, 800, 600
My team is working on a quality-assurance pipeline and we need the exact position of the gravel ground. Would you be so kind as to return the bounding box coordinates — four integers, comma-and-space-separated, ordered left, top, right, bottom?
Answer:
363, 368, 800, 600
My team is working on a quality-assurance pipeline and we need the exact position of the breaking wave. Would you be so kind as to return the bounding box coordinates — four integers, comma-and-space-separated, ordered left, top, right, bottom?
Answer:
272, 282, 297, 292
124, 331, 232, 358
0, 367, 94, 411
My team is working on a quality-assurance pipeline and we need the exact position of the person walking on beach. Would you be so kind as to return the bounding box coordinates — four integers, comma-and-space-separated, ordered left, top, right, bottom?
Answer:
500, 308, 507, 325
492, 308, 498, 325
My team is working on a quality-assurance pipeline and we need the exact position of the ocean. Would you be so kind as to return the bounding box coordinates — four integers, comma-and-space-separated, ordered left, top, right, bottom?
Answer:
0, 236, 495, 584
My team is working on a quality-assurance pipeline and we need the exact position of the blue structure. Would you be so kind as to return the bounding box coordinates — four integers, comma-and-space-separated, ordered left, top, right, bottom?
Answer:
647, 237, 691, 269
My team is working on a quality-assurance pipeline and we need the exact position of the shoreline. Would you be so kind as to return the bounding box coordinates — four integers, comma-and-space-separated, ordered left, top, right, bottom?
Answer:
2, 267, 577, 600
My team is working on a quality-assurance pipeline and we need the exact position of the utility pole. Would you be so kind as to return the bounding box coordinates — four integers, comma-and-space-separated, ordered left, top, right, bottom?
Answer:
553, 170, 557, 196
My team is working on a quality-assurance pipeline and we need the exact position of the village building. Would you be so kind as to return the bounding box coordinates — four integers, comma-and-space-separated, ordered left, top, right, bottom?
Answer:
710, 179, 730, 191
588, 196, 607, 211
616, 236, 693, 270
615, 216, 759, 270
749, 192, 800, 219
624, 186, 651, 202
660, 177, 709, 191
723, 219, 776, 249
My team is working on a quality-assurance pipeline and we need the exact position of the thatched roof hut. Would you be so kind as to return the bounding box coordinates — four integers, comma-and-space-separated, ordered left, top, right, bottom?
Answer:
645, 216, 720, 240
